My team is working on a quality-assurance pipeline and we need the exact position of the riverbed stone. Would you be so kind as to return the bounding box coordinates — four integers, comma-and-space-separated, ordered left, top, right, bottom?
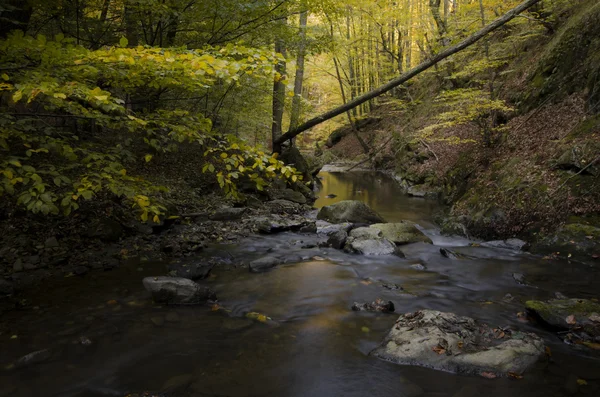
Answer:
481, 238, 529, 251
142, 276, 216, 305
209, 207, 247, 221
350, 227, 382, 240
346, 237, 396, 255
255, 215, 315, 234
327, 230, 348, 249
268, 188, 307, 204
44, 236, 59, 248
86, 218, 123, 242
525, 299, 600, 337
168, 260, 214, 280
371, 310, 545, 376
370, 222, 432, 245
249, 256, 281, 272
317, 200, 386, 224
352, 299, 395, 313
317, 221, 353, 236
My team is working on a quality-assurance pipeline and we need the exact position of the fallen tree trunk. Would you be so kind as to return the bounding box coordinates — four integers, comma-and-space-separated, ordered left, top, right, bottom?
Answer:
273, 0, 542, 152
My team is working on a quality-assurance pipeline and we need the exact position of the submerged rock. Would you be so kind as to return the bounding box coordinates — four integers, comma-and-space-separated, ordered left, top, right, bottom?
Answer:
14, 349, 53, 369
371, 310, 545, 376
249, 256, 281, 273
142, 277, 216, 305
370, 222, 432, 245
440, 248, 462, 259
317, 200, 386, 224
352, 299, 395, 313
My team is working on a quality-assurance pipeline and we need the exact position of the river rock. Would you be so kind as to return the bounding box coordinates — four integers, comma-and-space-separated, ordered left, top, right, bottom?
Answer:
371, 310, 545, 376
346, 237, 396, 256
168, 260, 214, 280
209, 207, 247, 221
268, 188, 307, 204
481, 239, 529, 251
317, 221, 353, 236
249, 256, 281, 272
142, 277, 216, 304
317, 200, 386, 224
0, 279, 13, 296
86, 218, 123, 242
44, 236, 59, 248
440, 248, 462, 259
14, 349, 53, 369
370, 222, 432, 245
264, 199, 302, 214
256, 215, 315, 234
525, 299, 600, 338
352, 299, 395, 313
327, 230, 348, 249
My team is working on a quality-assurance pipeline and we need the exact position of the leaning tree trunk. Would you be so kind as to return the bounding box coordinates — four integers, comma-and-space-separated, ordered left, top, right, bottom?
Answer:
273, 0, 544, 152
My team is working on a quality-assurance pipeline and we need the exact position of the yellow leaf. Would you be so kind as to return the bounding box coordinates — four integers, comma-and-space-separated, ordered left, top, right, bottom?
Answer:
94, 95, 108, 101
220, 153, 228, 159
140, 211, 148, 222
54, 93, 67, 99
120, 169, 127, 176
1, 73, 8, 81
144, 154, 153, 162
153, 215, 160, 223
577, 379, 588, 386
12, 91, 22, 102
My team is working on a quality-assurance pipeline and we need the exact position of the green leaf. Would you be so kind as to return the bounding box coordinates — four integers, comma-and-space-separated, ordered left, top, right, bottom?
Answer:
80, 190, 93, 200
144, 154, 153, 162
119, 37, 129, 48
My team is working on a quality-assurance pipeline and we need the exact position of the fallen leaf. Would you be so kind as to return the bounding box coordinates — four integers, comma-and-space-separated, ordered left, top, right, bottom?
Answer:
577, 379, 588, 386
497, 331, 506, 339
508, 372, 523, 379
545, 346, 552, 356
360, 280, 372, 286
589, 313, 600, 322
457, 341, 464, 349
211, 304, 220, 311
481, 372, 497, 379
107, 300, 118, 305
312, 256, 325, 261
566, 314, 577, 325
432, 345, 446, 355
10, 335, 17, 340
581, 342, 600, 350
361, 326, 370, 333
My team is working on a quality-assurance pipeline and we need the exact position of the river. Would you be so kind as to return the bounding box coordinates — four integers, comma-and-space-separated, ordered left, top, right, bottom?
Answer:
1, 171, 599, 396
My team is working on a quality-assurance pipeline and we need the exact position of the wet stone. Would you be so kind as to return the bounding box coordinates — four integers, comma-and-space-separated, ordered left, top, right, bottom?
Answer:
352, 299, 395, 313
14, 349, 53, 369
249, 256, 281, 273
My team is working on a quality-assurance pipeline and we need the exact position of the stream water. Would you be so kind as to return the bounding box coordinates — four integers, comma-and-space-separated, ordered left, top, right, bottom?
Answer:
1, 171, 599, 397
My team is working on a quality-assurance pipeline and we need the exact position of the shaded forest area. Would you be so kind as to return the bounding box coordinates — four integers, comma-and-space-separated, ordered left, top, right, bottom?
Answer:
0, 0, 599, 292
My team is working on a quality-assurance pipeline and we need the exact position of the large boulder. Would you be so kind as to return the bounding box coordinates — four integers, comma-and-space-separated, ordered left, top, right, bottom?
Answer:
371, 310, 545, 376
370, 222, 432, 245
142, 277, 216, 304
317, 200, 385, 224
525, 299, 600, 344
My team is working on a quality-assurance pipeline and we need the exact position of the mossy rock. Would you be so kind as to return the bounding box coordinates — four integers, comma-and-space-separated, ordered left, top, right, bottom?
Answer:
317, 200, 386, 224
526, 299, 600, 335
370, 222, 432, 245
553, 140, 600, 176
532, 222, 600, 261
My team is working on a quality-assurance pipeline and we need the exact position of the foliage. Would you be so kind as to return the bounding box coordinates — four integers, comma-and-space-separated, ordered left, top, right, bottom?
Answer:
0, 32, 294, 219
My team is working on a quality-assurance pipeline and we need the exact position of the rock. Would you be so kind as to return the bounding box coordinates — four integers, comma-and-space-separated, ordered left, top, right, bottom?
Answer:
317, 200, 386, 224
249, 256, 281, 273
29, 255, 40, 265
169, 260, 214, 280
481, 239, 529, 251
512, 273, 527, 285
346, 238, 396, 256
370, 222, 432, 245
440, 248, 462, 259
525, 299, 600, 338
151, 316, 165, 326
86, 218, 123, 242
280, 145, 311, 180
209, 207, 247, 221
299, 223, 317, 234
411, 264, 426, 271
14, 349, 53, 368
162, 374, 194, 391
142, 277, 216, 305
317, 222, 353, 236
350, 227, 382, 240
165, 312, 180, 322
269, 188, 307, 204
325, 194, 337, 198
381, 282, 402, 291
44, 236, 59, 248
531, 223, 600, 261
555, 292, 569, 299
264, 199, 302, 215
371, 310, 545, 376
74, 266, 89, 276
13, 259, 23, 272
0, 279, 13, 295
352, 299, 395, 313
256, 215, 315, 234
327, 230, 348, 249
407, 185, 439, 199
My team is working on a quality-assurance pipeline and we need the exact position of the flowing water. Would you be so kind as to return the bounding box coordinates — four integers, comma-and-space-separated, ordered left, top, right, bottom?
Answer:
1, 171, 600, 397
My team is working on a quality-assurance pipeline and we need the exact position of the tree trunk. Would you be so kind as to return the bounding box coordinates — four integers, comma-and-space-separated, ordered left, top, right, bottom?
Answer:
124, 0, 139, 46
429, 0, 448, 45
289, 11, 308, 132
271, 20, 287, 147
274, 0, 544, 149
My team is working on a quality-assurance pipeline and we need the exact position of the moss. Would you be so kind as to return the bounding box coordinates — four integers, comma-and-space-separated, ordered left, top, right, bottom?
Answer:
563, 114, 600, 141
